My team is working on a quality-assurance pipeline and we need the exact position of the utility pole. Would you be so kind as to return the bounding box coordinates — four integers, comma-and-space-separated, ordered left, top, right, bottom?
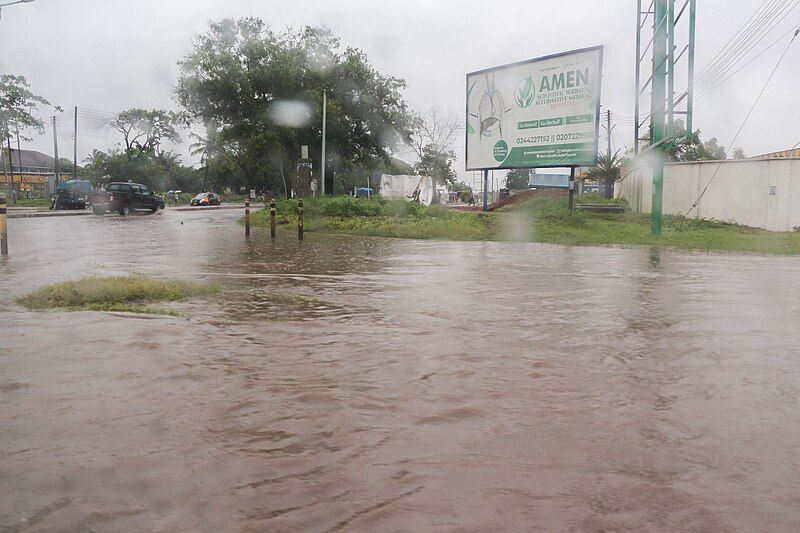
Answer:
686, 0, 696, 134
5, 131, 15, 205
73, 106, 77, 180
635, 0, 695, 235
321, 90, 327, 196
15, 123, 22, 200
650, 0, 668, 235
603, 109, 614, 157
52, 116, 60, 189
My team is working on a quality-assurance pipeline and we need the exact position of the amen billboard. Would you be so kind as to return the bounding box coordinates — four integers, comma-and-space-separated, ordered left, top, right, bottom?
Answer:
466, 46, 603, 171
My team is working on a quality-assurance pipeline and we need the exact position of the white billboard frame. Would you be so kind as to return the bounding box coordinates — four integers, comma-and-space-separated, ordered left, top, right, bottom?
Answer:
465, 46, 604, 171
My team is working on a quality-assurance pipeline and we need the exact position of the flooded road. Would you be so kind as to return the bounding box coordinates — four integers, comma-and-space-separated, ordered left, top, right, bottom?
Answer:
2, 209, 800, 531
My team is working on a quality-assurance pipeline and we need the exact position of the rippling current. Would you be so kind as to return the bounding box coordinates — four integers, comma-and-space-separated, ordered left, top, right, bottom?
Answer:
2, 209, 800, 531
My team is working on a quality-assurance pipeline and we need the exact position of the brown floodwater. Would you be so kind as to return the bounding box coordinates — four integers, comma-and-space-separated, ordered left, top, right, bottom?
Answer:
2, 209, 800, 531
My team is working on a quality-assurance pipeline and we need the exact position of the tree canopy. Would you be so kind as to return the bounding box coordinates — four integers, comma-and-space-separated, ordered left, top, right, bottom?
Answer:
0, 74, 55, 143
175, 18, 414, 196
586, 150, 624, 198
414, 144, 456, 186
505, 168, 531, 190
108, 108, 182, 155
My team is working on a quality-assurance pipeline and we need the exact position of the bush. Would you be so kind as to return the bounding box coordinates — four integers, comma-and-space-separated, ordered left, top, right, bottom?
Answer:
384, 199, 424, 218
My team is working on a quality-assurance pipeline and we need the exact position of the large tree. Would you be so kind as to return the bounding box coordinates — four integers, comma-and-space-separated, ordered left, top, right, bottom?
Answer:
175, 18, 414, 196
0, 75, 56, 203
108, 108, 182, 157
409, 106, 460, 161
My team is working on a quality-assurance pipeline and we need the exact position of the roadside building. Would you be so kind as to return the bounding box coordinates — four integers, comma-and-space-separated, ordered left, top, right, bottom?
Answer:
1, 148, 57, 197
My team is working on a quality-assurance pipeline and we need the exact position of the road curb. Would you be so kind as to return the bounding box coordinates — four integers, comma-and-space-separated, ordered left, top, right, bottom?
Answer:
8, 210, 92, 219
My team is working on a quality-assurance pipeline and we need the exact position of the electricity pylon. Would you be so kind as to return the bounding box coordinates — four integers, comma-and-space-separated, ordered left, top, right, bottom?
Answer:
635, 0, 696, 235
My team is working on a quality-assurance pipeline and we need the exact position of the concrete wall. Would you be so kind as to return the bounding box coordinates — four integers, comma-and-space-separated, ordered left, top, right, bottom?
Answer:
616, 158, 800, 232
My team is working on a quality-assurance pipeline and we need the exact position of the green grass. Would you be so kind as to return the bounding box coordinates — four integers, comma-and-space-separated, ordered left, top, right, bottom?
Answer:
248, 196, 496, 240
16, 275, 219, 315
245, 195, 800, 254
8, 198, 51, 207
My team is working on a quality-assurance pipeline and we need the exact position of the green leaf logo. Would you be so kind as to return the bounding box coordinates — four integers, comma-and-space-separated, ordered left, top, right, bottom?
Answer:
515, 76, 535, 108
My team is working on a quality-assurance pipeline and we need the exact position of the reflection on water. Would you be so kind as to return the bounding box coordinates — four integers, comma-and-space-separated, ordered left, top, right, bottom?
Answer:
2, 210, 800, 531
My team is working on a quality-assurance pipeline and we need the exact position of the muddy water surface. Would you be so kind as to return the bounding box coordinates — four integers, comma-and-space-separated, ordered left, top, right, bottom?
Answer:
2, 209, 800, 531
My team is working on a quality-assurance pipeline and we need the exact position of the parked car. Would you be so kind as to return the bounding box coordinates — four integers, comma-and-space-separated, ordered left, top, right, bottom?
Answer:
88, 182, 164, 216
52, 179, 93, 210
190, 192, 221, 206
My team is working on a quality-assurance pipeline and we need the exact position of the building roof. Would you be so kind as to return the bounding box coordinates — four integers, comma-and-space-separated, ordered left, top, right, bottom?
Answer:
2, 148, 56, 171
749, 148, 800, 160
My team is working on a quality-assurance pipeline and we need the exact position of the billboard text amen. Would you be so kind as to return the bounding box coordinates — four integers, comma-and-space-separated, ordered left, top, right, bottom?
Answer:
465, 46, 603, 170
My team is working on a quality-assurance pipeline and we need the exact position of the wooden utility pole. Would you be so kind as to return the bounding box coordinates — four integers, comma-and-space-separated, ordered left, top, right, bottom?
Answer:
604, 109, 614, 156
15, 124, 23, 200
5, 132, 15, 205
52, 116, 60, 189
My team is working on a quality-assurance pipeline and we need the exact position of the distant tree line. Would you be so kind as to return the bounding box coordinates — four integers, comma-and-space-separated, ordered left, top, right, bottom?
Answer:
2, 20, 463, 195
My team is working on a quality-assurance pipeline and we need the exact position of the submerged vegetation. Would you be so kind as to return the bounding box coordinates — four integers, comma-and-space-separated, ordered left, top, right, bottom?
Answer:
16, 275, 218, 315
248, 195, 800, 254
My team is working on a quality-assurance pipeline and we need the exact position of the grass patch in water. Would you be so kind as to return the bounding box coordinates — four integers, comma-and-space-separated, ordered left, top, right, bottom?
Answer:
16, 275, 218, 315
245, 195, 800, 254
248, 197, 496, 240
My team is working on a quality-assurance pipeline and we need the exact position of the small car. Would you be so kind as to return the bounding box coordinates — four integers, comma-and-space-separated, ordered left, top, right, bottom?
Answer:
190, 192, 221, 206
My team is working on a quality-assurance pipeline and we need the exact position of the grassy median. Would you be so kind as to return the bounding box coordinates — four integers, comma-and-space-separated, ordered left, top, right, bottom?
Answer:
247, 195, 800, 254
16, 275, 219, 315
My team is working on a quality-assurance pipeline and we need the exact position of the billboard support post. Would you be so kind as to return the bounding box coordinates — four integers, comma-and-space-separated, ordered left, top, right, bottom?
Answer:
482, 169, 489, 212
568, 166, 576, 211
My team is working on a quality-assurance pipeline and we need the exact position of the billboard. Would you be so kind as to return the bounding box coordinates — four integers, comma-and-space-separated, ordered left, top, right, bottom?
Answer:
466, 46, 603, 171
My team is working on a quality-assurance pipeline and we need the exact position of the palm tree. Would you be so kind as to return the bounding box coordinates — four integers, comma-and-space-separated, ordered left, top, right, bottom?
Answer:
189, 121, 221, 192
586, 150, 623, 198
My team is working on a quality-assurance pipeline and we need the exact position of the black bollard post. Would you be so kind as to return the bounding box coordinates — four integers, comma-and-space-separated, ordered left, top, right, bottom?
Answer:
0, 195, 7, 255
270, 199, 276, 239
297, 197, 304, 241
245, 198, 251, 237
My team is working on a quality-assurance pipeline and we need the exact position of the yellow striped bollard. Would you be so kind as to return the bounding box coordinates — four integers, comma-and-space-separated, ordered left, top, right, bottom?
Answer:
270, 199, 276, 239
245, 198, 251, 237
0, 195, 8, 255
297, 197, 304, 241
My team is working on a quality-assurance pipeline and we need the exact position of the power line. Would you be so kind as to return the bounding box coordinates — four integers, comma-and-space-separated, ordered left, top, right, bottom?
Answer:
695, 0, 788, 86
684, 27, 799, 216
677, 0, 800, 101
678, 22, 800, 108
699, 0, 799, 90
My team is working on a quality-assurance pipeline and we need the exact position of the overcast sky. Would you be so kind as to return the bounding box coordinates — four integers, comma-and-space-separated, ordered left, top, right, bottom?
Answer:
1, 0, 798, 185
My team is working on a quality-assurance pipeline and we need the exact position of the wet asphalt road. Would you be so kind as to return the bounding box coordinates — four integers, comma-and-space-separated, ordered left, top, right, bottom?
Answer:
2, 208, 800, 531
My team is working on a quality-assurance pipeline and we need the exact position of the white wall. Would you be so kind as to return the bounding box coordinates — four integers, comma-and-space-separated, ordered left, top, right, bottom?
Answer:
617, 158, 800, 232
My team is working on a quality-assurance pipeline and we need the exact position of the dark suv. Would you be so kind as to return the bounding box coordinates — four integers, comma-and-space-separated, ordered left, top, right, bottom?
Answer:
89, 182, 165, 216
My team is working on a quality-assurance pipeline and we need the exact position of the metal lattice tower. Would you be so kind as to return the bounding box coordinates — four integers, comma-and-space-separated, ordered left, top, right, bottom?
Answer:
635, 0, 696, 234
